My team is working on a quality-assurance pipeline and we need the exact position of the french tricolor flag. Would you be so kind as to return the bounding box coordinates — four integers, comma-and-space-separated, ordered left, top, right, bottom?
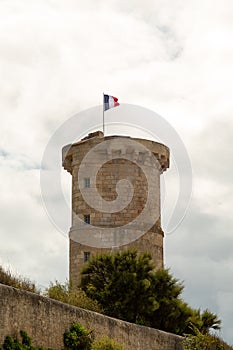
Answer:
104, 94, 120, 111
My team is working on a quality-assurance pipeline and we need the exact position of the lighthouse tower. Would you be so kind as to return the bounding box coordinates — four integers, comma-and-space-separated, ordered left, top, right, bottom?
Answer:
62, 131, 169, 285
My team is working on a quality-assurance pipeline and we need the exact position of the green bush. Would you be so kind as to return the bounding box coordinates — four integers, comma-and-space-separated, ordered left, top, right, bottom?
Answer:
1, 330, 51, 350
183, 333, 225, 350
63, 323, 93, 350
46, 281, 102, 313
91, 336, 125, 350
1, 327, 126, 350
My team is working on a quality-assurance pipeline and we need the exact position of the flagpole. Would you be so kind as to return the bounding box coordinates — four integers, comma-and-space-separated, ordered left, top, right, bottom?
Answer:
103, 92, 105, 135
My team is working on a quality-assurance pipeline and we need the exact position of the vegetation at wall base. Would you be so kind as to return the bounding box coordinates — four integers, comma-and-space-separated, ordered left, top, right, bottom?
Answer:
64, 323, 126, 350
183, 331, 233, 350
63, 323, 93, 350
1, 324, 232, 350
1, 326, 120, 350
91, 336, 125, 350
0, 330, 53, 350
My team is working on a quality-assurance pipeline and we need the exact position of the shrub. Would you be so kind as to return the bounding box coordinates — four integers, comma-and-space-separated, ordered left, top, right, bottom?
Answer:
46, 281, 102, 313
183, 333, 225, 350
91, 336, 125, 350
0, 266, 39, 294
63, 323, 93, 350
1, 330, 51, 350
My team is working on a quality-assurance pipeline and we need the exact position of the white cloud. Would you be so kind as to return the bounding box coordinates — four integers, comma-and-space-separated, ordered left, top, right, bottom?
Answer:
0, 0, 233, 344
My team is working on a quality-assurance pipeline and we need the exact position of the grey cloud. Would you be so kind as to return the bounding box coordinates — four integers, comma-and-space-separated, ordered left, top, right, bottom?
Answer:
166, 203, 233, 262
0, 152, 40, 171
190, 119, 233, 184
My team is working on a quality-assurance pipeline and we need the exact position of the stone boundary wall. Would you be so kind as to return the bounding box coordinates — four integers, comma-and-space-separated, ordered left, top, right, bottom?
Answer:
0, 284, 183, 350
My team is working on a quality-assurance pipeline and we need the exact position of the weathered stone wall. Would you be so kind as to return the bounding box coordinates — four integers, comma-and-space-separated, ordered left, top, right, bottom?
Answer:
0, 284, 183, 350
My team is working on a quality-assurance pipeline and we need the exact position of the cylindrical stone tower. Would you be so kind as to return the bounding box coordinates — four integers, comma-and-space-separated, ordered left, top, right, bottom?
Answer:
62, 131, 169, 286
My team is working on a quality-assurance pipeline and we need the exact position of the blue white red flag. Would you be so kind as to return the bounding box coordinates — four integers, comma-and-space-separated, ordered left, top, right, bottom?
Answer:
104, 94, 120, 111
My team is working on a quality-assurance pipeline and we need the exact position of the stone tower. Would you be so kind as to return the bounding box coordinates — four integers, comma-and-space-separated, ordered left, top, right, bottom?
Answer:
62, 131, 169, 285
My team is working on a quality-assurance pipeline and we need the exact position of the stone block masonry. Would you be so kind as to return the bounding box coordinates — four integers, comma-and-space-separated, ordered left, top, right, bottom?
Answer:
0, 284, 183, 350
62, 132, 170, 285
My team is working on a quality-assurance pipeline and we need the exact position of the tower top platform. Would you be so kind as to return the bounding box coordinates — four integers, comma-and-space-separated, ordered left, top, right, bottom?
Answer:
62, 131, 169, 174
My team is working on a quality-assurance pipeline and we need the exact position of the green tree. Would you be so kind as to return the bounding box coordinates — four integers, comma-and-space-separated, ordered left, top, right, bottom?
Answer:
186, 308, 221, 336
144, 269, 193, 334
81, 250, 158, 324
199, 309, 221, 334
81, 250, 222, 336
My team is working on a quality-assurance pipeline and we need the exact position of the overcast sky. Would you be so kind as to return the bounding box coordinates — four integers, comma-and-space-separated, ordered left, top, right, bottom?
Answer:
0, 0, 233, 345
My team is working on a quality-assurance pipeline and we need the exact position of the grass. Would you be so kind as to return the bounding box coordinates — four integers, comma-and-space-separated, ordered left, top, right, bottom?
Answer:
0, 266, 39, 293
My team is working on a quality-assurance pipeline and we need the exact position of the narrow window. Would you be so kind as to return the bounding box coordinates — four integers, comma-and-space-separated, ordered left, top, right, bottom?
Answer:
84, 252, 90, 263
84, 178, 90, 188
84, 214, 90, 224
